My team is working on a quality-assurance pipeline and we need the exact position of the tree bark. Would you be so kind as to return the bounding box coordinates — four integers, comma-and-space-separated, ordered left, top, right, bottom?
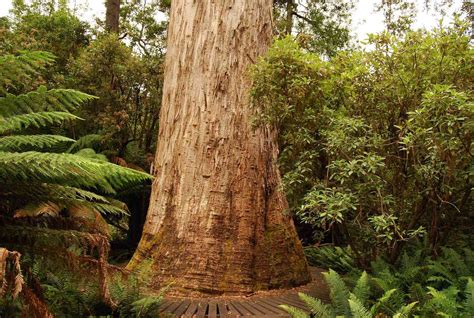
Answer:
127, 0, 310, 296
285, 0, 295, 35
105, 0, 120, 33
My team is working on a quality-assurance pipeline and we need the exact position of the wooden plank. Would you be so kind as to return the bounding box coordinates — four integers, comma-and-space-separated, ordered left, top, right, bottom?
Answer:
183, 300, 199, 316
226, 302, 241, 317
259, 296, 307, 312
231, 301, 254, 316
287, 293, 313, 307
164, 300, 185, 315
159, 300, 175, 312
250, 300, 287, 315
217, 301, 230, 318
173, 299, 191, 317
274, 296, 309, 312
256, 299, 294, 317
195, 302, 207, 318
239, 301, 266, 315
208, 301, 217, 318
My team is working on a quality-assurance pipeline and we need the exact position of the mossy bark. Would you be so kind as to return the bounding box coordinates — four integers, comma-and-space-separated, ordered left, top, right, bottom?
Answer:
127, 0, 311, 296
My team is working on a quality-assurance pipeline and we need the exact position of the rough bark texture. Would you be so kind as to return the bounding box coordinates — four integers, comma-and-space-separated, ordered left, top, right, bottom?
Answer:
105, 0, 120, 33
127, 0, 311, 296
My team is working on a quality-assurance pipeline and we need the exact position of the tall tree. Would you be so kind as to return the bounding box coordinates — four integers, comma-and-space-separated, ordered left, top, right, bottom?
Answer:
273, 0, 354, 57
127, 0, 310, 295
105, 0, 120, 33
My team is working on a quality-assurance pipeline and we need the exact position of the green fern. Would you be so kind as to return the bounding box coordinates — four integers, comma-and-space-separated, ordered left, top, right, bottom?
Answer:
0, 51, 152, 310
465, 278, 474, 317
348, 293, 371, 318
67, 134, 104, 153
298, 292, 333, 318
304, 245, 355, 272
425, 286, 460, 317
323, 269, 351, 316
353, 271, 370, 306
0, 111, 81, 134
0, 135, 75, 151
279, 305, 309, 318
0, 151, 151, 195
0, 51, 55, 95
0, 87, 96, 117
393, 301, 418, 318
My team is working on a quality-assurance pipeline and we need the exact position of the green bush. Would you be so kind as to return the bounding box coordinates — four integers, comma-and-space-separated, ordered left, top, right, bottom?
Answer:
251, 21, 473, 265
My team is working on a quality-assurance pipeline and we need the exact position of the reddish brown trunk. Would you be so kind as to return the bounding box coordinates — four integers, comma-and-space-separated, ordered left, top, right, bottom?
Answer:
127, 0, 310, 296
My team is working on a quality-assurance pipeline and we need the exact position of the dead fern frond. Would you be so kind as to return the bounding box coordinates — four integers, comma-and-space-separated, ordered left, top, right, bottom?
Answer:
0, 248, 8, 297
0, 248, 24, 299
20, 285, 53, 318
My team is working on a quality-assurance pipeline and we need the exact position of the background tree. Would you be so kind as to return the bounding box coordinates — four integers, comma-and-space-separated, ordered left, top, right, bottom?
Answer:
273, 0, 355, 57
127, 0, 311, 295
105, 0, 121, 33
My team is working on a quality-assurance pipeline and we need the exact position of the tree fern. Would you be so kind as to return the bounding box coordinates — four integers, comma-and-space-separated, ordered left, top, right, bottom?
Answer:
0, 111, 81, 134
0, 135, 75, 152
0, 51, 55, 95
0, 151, 150, 195
0, 87, 96, 117
0, 51, 152, 308
67, 134, 104, 153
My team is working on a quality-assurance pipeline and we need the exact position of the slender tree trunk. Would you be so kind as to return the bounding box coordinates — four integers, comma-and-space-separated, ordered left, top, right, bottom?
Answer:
105, 0, 120, 33
127, 0, 310, 296
285, 0, 295, 35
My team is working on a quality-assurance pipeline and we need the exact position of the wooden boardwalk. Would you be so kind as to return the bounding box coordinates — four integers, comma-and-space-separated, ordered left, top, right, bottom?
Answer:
159, 268, 329, 317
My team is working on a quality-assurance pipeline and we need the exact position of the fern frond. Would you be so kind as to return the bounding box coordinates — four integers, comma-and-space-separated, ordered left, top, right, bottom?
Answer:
0, 151, 152, 194
0, 135, 75, 151
348, 293, 372, 318
68, 134, 104, 153
0, 51, 55, 95
323, 269, 350, 316
465, 278, 474, 317
0, 183, 129, 217
14, 201, 62, 217
298, 292, 332, 318
393, 301, 418, 318
74, 148, 109, 161
279, 304, 309, 318
370, 288, 397, 316
426, 286, 460, 317
1, 183, 110, 204
0, 87, 96, 117
130, 296, 163, 316
353, 271, 371, 306
0, 111, 81, 134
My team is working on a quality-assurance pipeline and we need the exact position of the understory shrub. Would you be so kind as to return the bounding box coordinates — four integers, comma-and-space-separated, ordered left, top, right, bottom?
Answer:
251, 21, 473, 266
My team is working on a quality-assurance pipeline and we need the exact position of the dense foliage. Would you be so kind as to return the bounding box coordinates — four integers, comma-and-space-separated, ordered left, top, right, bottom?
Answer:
0, 0, 472, 316
251, 21, 473, 266
0, 49, 158, 317
297, 245, 474, 317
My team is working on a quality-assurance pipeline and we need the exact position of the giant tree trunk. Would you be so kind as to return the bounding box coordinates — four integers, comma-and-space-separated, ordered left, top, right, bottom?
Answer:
127, 0, 310, 296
